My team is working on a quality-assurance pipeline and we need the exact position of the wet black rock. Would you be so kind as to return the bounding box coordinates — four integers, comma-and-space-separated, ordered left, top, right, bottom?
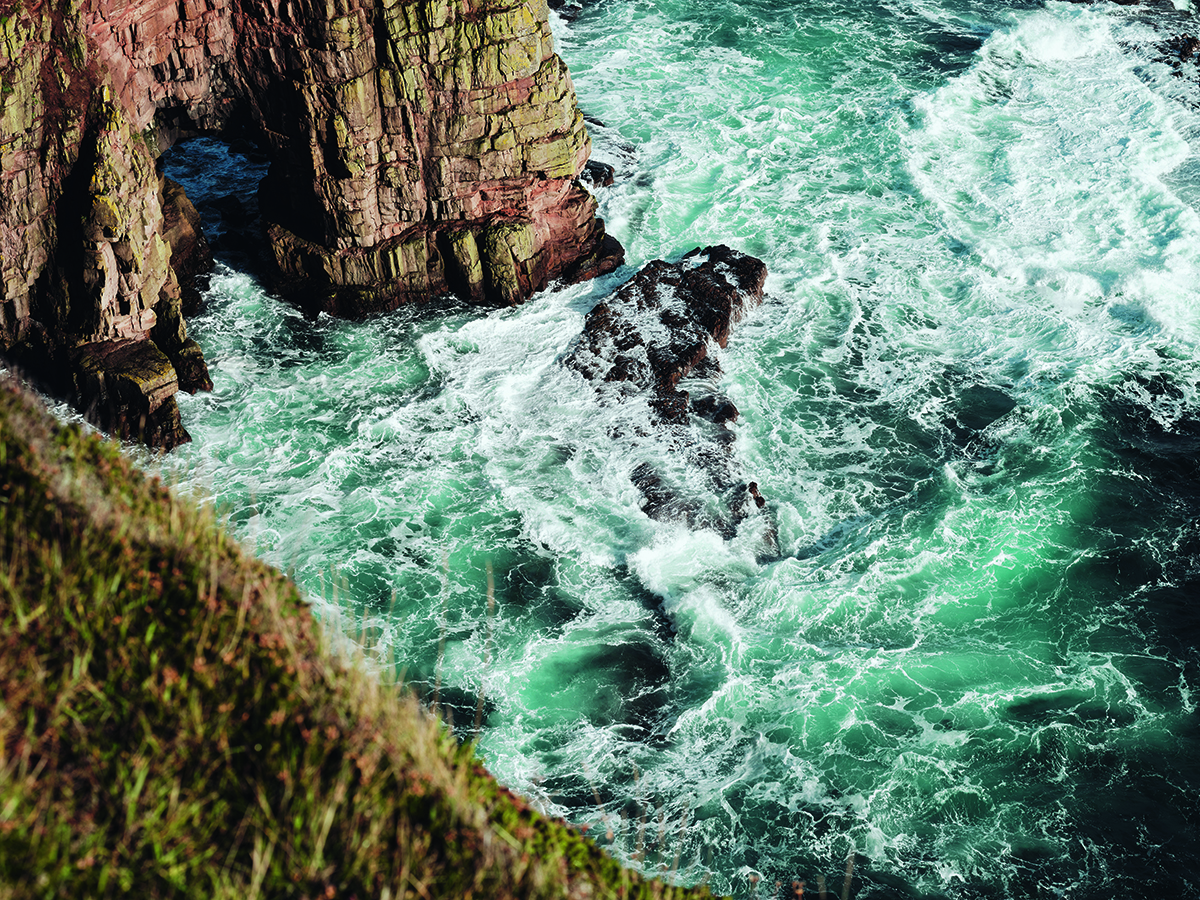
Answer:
693, 394, 739, 424
1164, 32, 1200, 65
566, 244, 767, 404
547, 0, 586, 22
565, 246, 777, 550
583, 160, 616, 188
748, 482, 766, 509
631, 462, 702, 525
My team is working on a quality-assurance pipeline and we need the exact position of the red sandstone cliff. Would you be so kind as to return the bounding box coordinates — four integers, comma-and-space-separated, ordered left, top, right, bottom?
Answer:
0, 0, 621, 446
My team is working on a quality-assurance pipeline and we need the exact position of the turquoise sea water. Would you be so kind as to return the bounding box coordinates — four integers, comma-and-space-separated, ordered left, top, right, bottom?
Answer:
161, 1, 1200, 896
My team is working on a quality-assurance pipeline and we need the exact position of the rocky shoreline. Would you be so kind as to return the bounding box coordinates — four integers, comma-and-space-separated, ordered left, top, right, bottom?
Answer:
1, 0, 623, 446
2, 0, 773, 549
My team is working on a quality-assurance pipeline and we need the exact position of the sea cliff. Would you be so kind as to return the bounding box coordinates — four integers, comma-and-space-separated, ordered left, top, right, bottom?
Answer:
0, 0, 621, 446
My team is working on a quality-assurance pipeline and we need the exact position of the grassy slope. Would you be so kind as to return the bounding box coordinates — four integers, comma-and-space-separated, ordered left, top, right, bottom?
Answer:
0, 375, 714, 900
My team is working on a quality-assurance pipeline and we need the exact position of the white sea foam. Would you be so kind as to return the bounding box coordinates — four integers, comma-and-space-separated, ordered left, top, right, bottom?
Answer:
155, 0, 1200, 895
906, 6, 1200, 355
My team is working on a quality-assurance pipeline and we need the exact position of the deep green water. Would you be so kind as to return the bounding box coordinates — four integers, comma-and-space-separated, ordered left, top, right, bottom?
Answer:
161, 1, 1200, 896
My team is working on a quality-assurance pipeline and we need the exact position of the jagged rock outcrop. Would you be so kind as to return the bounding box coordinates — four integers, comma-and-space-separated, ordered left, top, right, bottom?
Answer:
566, 245, 767, 421
239, 0, 624, 313
565, 245, 775, 545
0, 9, 207, 448
0, 0, 621, 445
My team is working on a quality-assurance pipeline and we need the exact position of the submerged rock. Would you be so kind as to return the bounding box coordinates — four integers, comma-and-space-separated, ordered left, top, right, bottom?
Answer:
565, 245, 777, 548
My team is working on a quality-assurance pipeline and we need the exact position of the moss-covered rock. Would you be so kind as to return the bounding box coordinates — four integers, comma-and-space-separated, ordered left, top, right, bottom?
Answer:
71, 338, 189, 449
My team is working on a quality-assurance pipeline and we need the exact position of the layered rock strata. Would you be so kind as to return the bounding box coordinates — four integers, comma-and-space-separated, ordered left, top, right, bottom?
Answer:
565, 245, 774, 544
1, 0, 619, 445
244, 0, 624, 314
0, 15, 210, 448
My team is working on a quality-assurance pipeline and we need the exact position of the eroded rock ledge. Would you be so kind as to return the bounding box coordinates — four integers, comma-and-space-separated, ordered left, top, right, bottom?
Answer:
566, 245, 775, 544
0, 0, 621, 446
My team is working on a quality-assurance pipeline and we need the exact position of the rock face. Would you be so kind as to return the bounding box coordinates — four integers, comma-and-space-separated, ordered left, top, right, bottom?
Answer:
565, 246, 775, 545
242, 0, 624, 313
0, 13, 208, 449
0, 0, 621, 445
567, 245, 766, 423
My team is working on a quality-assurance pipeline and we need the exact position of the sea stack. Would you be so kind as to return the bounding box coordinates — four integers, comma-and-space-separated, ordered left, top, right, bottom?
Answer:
0, 0, 622, 446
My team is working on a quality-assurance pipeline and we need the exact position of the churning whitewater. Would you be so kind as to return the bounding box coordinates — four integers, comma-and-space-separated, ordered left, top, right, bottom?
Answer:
161, 1, 1200, 896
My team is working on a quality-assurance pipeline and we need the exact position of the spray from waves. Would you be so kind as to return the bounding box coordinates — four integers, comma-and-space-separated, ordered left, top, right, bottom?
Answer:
160, 0, 1200, 897
905, 5, 1200, 346
517, 2, 1200, 895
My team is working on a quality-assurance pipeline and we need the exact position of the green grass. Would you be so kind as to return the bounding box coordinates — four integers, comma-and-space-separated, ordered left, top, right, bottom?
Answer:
0, 374, 717, 900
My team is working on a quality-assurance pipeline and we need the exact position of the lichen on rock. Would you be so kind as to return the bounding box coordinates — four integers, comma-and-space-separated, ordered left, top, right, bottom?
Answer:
0, 0, 621, 445
1, 4, 214, 445
253, 0, 623, 313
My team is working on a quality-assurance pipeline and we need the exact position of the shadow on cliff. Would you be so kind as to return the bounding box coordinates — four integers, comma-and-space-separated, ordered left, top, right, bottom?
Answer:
159, 136, 504, 331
